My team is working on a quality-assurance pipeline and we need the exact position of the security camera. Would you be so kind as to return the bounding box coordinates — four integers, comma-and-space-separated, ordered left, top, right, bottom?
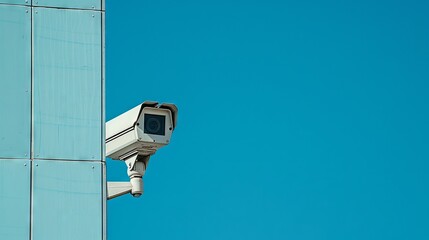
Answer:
106, 101, 178, 159
106, 101, 178, 199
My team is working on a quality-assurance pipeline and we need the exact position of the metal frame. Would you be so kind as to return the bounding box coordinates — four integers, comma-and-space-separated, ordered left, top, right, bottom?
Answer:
101, 6, 106, 240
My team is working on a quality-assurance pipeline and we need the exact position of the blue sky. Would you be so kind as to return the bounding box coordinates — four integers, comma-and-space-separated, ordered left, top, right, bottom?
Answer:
105, 1, 429, 239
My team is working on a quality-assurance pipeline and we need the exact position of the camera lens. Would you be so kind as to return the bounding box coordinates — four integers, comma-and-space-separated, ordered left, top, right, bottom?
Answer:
144, 114, 166, 136
147, 118, 161, 133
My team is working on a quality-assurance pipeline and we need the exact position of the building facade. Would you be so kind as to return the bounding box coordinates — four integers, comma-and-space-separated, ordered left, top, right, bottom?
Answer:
0, 1, 106, 239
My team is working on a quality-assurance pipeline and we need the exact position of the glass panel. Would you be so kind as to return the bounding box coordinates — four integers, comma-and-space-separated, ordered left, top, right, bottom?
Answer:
0, 160, 30, 240
0, 5, 31, 159
32, 160, 102, 240
0, 0, 29, 5
33, 7, 102, 161
34, 0, 101, 10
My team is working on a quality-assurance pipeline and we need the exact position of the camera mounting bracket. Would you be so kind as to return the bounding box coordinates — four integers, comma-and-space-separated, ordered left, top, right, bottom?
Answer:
107, 153, 150, 200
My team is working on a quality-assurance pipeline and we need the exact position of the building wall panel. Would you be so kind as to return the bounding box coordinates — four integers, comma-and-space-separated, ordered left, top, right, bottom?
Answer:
0, 0, 30, 5
32, 160, 102, 240
34, 0, 101, 10
33, 7, 102, 161
0, 159, 30, 240
0, 5, 31, 159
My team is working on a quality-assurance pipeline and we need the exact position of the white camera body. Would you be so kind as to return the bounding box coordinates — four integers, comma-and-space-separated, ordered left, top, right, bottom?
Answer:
106, 101, 178, 199
106, 101, 178, 160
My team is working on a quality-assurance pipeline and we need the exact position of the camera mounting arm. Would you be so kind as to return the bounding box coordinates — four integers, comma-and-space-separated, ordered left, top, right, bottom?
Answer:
107, 153, 150, 200
107, 182, 132, 200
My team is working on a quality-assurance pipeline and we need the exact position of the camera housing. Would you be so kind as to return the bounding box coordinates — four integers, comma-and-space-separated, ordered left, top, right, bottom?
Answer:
106, 101, 178, 160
